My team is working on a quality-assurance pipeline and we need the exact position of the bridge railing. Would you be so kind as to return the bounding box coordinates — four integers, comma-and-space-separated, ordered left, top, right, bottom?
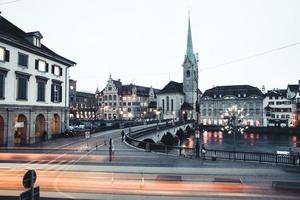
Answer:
125, 130, 300, 166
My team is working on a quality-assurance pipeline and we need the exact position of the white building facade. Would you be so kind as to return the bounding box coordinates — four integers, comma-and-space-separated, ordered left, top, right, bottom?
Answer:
200, 85, 264, 127
0, 15, 76, 146
263, 89, 294, 127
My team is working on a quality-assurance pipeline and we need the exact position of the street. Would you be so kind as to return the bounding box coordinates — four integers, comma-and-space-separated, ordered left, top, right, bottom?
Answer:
0, 124, 300, 200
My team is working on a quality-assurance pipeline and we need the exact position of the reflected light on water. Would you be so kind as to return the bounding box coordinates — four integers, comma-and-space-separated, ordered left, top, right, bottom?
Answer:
292, 136, 298, 147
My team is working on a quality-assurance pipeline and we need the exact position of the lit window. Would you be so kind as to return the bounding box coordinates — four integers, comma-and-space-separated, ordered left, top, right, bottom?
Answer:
0, 47, 5, 61
36, 60, 47, 72
52, 65, 62, 76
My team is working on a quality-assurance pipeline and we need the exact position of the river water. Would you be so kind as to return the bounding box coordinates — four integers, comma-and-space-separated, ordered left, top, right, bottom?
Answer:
184, 131, 300, 153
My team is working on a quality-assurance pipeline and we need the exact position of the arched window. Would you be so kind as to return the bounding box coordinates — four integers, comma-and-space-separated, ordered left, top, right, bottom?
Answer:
109, 95, 112, 100
171, 99, 174, 112
113, 95, 117, 100
104, 95, 107, 101
162, 99, 165, 113
166, 96, 169, 111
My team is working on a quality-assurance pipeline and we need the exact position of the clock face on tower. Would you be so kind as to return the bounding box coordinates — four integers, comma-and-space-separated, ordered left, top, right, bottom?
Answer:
70, 86, 74, 90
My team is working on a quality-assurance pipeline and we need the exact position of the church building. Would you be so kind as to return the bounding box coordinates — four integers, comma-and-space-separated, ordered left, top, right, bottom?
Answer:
157, 16, 201, 121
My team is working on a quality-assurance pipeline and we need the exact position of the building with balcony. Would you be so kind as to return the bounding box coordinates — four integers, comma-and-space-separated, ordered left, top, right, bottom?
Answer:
263, 89, 293, 127
0, 15, 76, 146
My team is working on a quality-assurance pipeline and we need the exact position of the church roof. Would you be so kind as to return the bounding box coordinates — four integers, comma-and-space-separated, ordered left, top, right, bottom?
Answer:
183, 15, 197, 65
159, 81, 184, 95
202, 85, 263, 98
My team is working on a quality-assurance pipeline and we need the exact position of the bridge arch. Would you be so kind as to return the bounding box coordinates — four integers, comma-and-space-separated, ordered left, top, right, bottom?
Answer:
138, 138, 156, 149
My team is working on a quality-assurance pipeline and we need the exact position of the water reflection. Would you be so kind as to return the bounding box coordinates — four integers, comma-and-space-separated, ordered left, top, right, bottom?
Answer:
194, 130, 299, 153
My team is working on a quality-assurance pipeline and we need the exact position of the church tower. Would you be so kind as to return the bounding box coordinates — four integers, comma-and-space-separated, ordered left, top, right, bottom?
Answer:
182, 15, 198, 111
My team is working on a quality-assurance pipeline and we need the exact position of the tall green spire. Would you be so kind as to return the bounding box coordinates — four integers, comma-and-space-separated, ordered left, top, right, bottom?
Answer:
184, 13, 196, 64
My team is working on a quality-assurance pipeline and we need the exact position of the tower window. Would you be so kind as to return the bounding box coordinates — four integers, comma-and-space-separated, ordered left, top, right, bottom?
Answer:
186, 70, 190, 77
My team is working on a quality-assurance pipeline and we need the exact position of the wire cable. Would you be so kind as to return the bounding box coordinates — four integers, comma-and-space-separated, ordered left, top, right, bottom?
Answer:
0, 0, 23, 6
200, 41, 300, 72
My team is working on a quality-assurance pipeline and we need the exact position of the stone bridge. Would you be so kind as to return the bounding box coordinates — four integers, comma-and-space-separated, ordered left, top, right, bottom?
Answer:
137, 122, 194, 143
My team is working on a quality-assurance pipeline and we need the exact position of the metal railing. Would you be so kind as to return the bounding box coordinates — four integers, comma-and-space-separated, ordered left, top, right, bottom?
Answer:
125, 127, 300, 166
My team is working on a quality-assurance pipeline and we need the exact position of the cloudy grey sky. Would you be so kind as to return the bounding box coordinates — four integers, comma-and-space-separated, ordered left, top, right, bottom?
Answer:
1, 0, 300, 92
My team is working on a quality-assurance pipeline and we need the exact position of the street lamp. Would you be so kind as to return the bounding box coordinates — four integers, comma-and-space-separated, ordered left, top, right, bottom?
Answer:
221, 105, 248, 153
195, 128, 200, 158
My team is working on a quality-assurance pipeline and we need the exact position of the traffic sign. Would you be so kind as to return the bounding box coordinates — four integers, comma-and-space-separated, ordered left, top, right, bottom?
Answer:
23, 170, 36, 189
20, 186, 40, 200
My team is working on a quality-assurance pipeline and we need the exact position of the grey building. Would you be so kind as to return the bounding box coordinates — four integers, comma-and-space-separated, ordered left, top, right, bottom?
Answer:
69, 79, 97, 119
200, 85, 264, 127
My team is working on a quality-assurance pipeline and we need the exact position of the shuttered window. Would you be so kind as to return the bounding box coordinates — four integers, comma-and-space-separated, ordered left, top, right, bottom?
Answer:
18, 53, 29, 67
0, 74, 4, 98
35, 59, 48, 72
0, 47, 9, 62
51, 83, 62, 103
0, 47, 4, 61
17, 77, 28, 100
37, 81, 46, 101
52, 65, 63, 76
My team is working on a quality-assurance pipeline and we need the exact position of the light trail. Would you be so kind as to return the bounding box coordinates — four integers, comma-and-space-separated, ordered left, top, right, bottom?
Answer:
0, 168, 299, 199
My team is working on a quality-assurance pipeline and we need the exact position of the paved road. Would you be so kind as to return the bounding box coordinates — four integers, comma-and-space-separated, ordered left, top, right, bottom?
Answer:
0, 123, 300, 200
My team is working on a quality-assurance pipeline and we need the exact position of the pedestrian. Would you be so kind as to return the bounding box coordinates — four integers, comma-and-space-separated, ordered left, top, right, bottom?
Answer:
201, 144, 206, 160
121, 130, 125, 141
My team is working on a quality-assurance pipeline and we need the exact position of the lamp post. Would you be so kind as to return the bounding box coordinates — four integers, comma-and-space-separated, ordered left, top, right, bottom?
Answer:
195, 128, 200, 158
221, 105, 248, 153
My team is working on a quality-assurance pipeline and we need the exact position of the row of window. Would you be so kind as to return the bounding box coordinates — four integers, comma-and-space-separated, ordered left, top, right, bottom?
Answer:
100, 95, 141, 102
268, 101, 291, 105
269, 114, 290, 119
268, 96, 285, 100
0, 71, 62, 102
100, 101, 141, 107
267, 108, 292, 112
162, 97, 174, 113
0, 46, 63, 76
201, 103, 261, 109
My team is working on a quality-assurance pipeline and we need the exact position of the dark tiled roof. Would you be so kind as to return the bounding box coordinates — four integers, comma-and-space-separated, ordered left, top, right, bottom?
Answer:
159, 81, 184, 95
113, 79, 123, 94
181, 102, 193, 110
76, 91, 95, 98
265, 89, 287, 98
121, 84, 160, 97
288, 84, 299, 92
0, 15, 76, 66
201, 85, 263, 99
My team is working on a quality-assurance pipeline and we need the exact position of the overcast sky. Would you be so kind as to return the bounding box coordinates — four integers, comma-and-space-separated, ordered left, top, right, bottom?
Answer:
1, 0, 300, 93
